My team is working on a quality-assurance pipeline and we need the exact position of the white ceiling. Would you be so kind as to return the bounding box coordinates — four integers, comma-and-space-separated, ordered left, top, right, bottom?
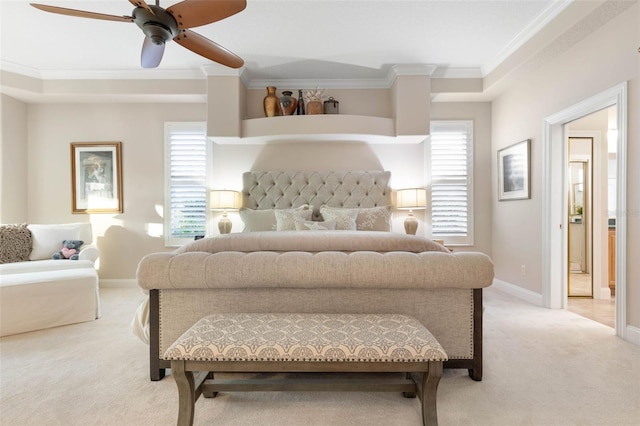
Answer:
0, 0, 569, 83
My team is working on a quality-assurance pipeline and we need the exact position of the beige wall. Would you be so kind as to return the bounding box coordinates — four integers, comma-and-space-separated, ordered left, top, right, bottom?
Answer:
25, 102, 207, 280
0, 94, 28, 223
491, 4, 639, 327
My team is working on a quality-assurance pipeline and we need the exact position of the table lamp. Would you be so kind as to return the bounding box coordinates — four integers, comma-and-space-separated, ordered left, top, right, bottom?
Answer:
396, 188, 427, 235
210, 190, 241, 234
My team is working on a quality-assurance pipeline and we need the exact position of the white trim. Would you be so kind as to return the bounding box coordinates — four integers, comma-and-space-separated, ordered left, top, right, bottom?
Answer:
0, 60, 207, 80
431, 67, 483, 79
492, 279, 543, 306
481, 0, 573, 76
99, 279, 138, 288
542, 82, 627, 341
626, 326, 640, 346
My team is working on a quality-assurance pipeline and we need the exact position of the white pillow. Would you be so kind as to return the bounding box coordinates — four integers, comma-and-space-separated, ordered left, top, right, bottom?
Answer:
319, 206, 358, 230
274, 208, 313, 231
239, 209, 277, 232
240, 205, 312, 232
320, 205, 392, 232
27, 223, 88, 260
294, 221, 337, 231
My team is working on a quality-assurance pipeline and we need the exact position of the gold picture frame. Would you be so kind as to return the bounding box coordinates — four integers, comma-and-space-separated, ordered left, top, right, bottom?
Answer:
498, 139, 531, 201
71, 142, 123, 213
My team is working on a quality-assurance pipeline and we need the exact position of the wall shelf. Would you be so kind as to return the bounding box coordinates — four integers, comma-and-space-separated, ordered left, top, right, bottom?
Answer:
209, 115, 427, 145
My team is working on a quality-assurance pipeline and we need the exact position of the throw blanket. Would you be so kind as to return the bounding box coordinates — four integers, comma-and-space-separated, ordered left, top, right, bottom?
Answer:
174, 230, 450, 254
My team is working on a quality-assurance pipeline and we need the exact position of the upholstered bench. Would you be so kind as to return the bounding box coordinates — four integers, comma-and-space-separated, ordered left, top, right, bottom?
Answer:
164, 313, 448, 426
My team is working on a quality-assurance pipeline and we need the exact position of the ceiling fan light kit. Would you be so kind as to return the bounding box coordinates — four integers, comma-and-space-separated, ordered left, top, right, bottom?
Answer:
30, 0, 246, 69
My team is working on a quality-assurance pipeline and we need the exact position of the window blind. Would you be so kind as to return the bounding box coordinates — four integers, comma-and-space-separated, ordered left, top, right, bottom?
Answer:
429, 121, 474, 245
165, 123, 207, 246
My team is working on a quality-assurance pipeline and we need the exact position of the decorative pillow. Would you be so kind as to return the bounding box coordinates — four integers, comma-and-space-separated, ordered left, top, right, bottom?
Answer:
319, 206, 358, 230
294, 221, 337, 231
27, 223, 84, 260
275, 208, 313, 231
0, 224, 32, 264
354, 205, 392, 231
239, 209, 277, 232
320, 205, 392, 232
240, 205, 312, 232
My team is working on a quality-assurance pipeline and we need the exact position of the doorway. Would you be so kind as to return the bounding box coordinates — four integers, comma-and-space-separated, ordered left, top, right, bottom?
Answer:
542, 82, 627, 339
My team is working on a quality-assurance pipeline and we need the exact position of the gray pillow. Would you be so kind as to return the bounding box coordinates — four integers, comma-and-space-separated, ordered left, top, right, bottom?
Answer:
320, 205, 392, 232
319, 206, 357, 230
240, 205, 312, 232
275, 208, 313, 231
0, 224, 32, 264
239, 209, 277, 232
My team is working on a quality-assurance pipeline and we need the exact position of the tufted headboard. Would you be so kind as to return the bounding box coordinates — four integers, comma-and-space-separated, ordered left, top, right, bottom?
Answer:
242, 171, 392, 220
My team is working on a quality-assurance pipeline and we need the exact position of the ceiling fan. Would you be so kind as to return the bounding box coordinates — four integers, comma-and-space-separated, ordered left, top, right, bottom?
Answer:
30, 0, 246, 69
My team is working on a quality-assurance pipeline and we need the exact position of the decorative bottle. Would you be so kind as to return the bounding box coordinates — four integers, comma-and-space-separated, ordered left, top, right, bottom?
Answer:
297, 89, 305, 115
263, 86, 279, 117
279, 90, 298, 116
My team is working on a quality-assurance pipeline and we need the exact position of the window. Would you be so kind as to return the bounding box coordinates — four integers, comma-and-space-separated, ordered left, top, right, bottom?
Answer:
427, 121, 474, 246
165, 122, 209, 247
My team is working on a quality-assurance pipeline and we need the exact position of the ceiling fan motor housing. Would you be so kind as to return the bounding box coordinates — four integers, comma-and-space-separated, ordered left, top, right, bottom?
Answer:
133, 5, 178, 45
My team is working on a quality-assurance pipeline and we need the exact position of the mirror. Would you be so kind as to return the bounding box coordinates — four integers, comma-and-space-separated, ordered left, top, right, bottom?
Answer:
570, 163, 584, 222
568, 155, 591, 297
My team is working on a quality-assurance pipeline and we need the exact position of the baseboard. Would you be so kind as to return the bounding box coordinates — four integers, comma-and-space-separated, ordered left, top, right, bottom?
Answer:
625, 325, 640, 346
99, 279, 138, 288
491, 279, 544, 306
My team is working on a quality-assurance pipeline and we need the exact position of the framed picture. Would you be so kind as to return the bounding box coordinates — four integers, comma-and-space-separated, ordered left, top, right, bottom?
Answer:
498, 139, 530, 201
71, 142, 123, 213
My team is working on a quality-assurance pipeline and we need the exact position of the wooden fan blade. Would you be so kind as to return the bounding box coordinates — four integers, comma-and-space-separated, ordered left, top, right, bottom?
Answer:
128, 0, 155, 16
30, 3, 134, 23
174, 29, 243, 68
167, 0, 246, 29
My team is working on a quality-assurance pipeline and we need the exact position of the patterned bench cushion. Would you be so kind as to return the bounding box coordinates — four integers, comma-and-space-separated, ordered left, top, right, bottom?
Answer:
163, 313, 448, 363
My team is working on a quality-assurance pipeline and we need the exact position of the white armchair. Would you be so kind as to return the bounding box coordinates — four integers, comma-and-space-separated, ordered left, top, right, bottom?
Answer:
0, 222, 101, 337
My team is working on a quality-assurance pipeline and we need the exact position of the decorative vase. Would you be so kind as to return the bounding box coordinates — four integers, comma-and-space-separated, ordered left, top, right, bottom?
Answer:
279, 90, 298, 116
296, 89, 305, 115
263, 86, 279, 117
306, 100, 323, 115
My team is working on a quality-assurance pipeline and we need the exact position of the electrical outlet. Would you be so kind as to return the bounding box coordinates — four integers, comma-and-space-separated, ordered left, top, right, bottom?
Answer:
521, 265, 527, 276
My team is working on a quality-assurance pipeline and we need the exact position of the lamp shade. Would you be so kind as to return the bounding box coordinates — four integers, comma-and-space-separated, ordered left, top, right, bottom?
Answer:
210, 190, 241, 210
396, 188, 427, 210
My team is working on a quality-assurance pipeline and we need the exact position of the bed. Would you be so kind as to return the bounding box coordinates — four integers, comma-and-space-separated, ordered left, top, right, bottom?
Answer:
135, 171, 494, 381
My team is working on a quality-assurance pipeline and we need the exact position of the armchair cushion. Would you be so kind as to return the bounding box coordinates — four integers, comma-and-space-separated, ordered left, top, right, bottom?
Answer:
27, 223, 92, 261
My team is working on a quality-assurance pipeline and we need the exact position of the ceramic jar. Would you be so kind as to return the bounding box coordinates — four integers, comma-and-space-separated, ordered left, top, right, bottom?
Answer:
279, 90, 298, 116
306, 100, 323, 115
263, 86, 279, 117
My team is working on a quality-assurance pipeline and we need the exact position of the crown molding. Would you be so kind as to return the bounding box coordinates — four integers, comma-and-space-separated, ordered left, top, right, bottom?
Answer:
0, 60, 207, 80
481, 0, 573, 76
431, 67, 483, 79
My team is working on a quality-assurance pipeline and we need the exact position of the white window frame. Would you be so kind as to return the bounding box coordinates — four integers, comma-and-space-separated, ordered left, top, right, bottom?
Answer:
164, 122, 210, 247
426, 120, 474, 246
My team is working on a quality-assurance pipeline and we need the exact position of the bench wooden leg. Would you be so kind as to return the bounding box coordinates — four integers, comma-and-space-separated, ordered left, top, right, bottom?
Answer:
402, 373, 417, 398
172, 361, 196, 426
420, 361, 443, 426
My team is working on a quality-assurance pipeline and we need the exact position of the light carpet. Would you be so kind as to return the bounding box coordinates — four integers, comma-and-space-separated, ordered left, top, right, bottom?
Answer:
1, 286, 639, 426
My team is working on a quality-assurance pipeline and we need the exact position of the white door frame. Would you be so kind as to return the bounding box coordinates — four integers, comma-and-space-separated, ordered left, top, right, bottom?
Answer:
541, 82, 627, 339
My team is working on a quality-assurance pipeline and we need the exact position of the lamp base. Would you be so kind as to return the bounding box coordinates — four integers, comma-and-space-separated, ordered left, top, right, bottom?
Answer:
404, 216, 418, 235
218, 217, 232, 234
